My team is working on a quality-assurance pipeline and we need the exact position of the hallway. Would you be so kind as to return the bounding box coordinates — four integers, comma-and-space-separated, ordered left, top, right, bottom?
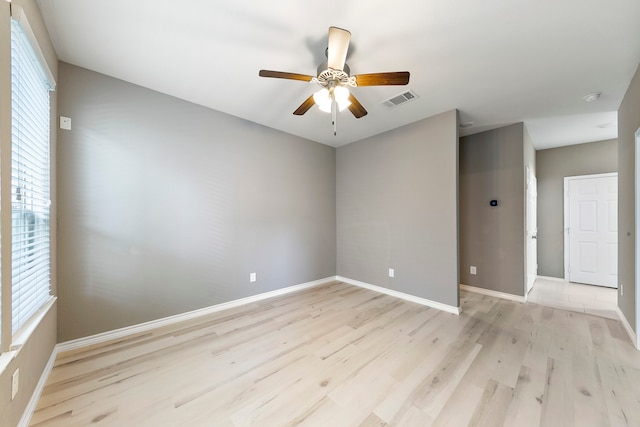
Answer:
528, 277, 618, 320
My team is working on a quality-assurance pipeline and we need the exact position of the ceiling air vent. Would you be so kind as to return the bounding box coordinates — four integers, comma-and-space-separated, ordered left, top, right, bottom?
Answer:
382, 90, 418, 108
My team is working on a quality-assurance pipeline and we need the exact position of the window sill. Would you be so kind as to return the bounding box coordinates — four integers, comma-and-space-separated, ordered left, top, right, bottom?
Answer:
0, 350, 17, 377
0, 296, 56, 375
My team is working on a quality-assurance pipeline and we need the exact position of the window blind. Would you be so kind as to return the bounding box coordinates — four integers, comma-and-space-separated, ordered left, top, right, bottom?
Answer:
10, 18, 52, 334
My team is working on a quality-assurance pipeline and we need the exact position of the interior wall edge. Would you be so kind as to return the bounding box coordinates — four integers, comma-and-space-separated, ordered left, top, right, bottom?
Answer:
616, 305, 639, 350
338, 276, 460, 315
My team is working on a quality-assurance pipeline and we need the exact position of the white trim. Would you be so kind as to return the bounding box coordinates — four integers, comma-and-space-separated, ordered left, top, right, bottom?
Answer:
58, 276, 336, 352
564, 176, 570, 280
0, 298, 56, 375
460, 284, 526, 303
0, 352, 15, 376
616, 305, 639, 350
635, 127, 640, 351
563, 172, 618, 281
10, 5, 56, 88
55, 275, 462, 352
17, 346, 58, 427
336, 276, 460, 315
525, 166, 537, 296
11, 297, 56, 351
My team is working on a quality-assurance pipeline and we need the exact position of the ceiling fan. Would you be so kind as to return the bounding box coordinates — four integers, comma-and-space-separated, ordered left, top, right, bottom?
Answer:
259, 26, 410, 135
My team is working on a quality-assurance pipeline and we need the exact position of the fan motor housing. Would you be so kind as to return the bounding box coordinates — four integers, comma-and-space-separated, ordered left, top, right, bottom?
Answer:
317, 61, 350, 77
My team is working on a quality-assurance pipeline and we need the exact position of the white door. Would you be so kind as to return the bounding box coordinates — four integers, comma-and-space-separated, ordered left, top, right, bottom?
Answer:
526, 167, 537, 294
566, 174, 618, 287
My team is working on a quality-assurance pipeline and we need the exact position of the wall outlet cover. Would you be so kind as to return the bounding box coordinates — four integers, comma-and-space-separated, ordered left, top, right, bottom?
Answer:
388, 268, 395, 278
11, 368, 19, 400
60, 116, 72, 130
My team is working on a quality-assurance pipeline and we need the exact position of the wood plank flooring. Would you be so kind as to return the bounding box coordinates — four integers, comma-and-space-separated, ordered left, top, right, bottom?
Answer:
30, 281, 640, 426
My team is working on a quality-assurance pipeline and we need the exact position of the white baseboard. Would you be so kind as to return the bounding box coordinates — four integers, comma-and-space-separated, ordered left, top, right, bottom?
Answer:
460, 284, 526, 303
336, 276, 460, 315
616, 305, 639, 350
56, 275, 461, 353
21, 276, 336, 425
57, 276, 336, 353
18, 346, 58, 427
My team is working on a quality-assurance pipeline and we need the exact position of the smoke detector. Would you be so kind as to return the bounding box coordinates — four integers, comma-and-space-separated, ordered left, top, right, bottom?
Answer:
583, 92, 601, 102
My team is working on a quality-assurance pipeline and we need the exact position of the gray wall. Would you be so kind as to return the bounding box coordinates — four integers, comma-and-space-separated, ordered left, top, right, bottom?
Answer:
536, 139, 618, 278
57, 63, 336, 342
459, 123, 526, 296
336, 110, 459, 307
0, 1, 58, 425
618, 62, 640, 334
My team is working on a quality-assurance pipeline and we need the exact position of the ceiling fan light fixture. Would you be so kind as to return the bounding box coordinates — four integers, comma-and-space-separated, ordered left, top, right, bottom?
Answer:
334, 86, 351, 111
334, 86, 349, 102
336, 98, 351, 112
313, 88, 332, 113
258, 26, 410, 131
313, 85, 351, 113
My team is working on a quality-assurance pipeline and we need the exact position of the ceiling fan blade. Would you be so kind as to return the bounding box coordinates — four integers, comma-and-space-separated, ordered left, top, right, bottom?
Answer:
348, 93, 368, 118
354, 72, 410, 86
259, 70, 314, 82
327, 26, 351, 71
293, 95, 316, 115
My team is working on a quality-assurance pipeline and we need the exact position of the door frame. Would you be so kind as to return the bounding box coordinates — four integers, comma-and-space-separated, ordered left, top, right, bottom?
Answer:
525, 166, 537, 295
635, 127, 640, 347
563, 172, 618, 281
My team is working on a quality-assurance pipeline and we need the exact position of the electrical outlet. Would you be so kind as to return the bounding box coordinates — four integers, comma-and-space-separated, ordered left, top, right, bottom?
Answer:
470, 266, 477, 275
59, 116, 71, 130
388, 268, 394, 278
11, 369, 19, 400
620, 284, 623, 296
250, 272, 257, 283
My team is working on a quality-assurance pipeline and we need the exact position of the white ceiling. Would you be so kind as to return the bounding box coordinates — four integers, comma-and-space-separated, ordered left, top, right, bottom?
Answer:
36, 0, 640, 149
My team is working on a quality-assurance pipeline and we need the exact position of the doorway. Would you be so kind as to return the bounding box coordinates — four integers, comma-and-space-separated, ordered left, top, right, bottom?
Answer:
564, 173, 618, 288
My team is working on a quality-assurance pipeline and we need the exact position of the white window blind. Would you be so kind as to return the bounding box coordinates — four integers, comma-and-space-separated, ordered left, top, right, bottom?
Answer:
10, 18, 52, 334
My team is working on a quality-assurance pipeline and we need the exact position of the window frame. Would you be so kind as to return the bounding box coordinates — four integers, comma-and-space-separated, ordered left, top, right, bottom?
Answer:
0, 7, 56, 356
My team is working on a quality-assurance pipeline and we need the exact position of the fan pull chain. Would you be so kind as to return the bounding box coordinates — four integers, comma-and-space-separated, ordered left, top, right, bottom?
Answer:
332, 98, 337, 136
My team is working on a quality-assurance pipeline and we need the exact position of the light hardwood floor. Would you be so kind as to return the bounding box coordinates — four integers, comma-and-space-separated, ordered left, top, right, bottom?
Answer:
30, 281, 640, 426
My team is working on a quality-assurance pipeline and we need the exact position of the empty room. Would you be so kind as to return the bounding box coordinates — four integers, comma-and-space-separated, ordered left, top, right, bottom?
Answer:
1, 0, 640, 426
